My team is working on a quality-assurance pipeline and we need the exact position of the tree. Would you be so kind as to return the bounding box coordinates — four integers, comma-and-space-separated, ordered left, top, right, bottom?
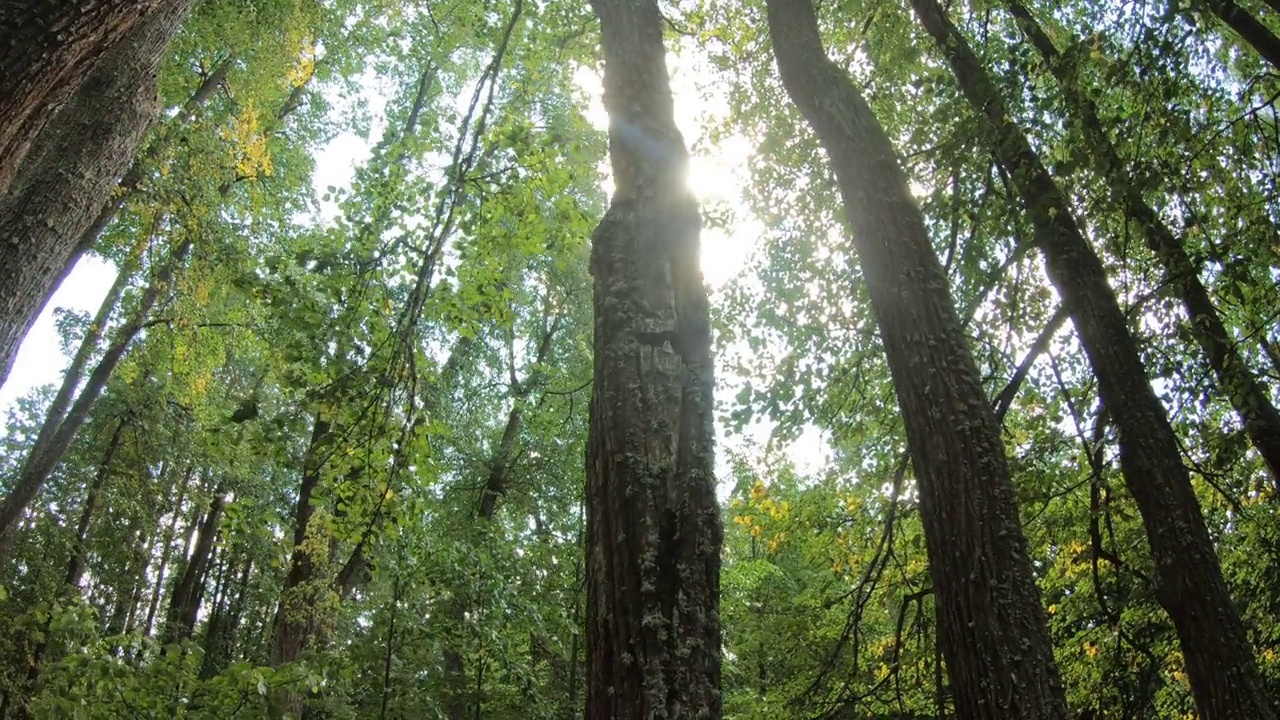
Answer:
0, 0, 195, 390
1001, 0, 1280, 489
765, 0, 1068, 717
584, 0, 722, 717
1203, 0, 1280, 68
910, 0, 1276, 716
0, 0, 170, 192
6, 0, 1280, 717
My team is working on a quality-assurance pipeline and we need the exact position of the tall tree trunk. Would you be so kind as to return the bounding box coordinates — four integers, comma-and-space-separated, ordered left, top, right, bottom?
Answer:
765, 0, 1068, 717
1003, 0, 1280, 487
911, 1, 1276, 717
1205, 0, 1280, 68
15, 231, 146, 472
0, 0, 195, 389
20, 55, 234, 343
585, 1, 722, 717
143, 468, 193, 637
0, 236, 193, 547
201, 556, 251, 679
0, 0, 167, 192
269, 413, 333, 717
118, 527, 155, 638
15, 417, 125, 716
163, 483, 226, 644
442, 402, 526, 720
378, 574, 401, 720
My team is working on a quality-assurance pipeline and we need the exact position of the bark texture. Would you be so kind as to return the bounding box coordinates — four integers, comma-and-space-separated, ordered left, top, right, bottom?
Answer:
1004, 0, 1280, 488
912, 1, 1276, 717
0, 0, 194, 390
0, 0, 166, 192
585, 1, 722, 717
766, 1, 1069, 717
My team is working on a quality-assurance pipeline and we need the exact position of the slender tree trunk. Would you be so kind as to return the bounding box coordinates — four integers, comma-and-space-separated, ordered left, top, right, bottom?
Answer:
379, 575, 401, 720
0, 236, 193, 546
443, 398, 527, 720
765, 0, 1069, 717
199, 553, 231, 661
1004, 0, 1280, 487
144, 468, 193, 637
201, 557, 251, 679
0, 0, 195, 389
1205, 0, 1280, 68
16, 231, 146, 469
119, 527, 155, 638
585, 1, 722, 717
912, 1, 1276, 717
443, 324, 553, 719
565, 525, 583, 720
163, 483, 226, 644
1262, 336, 1280, 379
63, 422, 126, 595
15, 417, 125, 714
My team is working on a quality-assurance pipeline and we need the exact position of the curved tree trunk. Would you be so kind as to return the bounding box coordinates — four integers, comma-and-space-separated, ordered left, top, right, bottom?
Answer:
1003, 0, 1280, 488
911, 1, 1276, 717
18, 55, 234, 352
585, 1, 722, 717
765, 0, 1069, 717
0, 0, 194, 391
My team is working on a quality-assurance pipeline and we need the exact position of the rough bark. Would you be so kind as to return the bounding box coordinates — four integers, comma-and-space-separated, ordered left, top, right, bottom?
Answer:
163, 483, 226, 644
0, 0, 168, 192
0, 0, 194, 389
585, 1, 722, 717
0, 236, 193, 546
912, 1, 1276, 717
1005, 0, 1280, 487
23, 55, 234, 336
765, 1, 1069, 717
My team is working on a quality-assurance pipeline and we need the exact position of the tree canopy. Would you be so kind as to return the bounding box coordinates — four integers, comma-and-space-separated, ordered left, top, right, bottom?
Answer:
1, 0, 1279, 718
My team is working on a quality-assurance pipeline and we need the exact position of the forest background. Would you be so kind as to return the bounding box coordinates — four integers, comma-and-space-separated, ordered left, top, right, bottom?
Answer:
1, 0, 1279, 718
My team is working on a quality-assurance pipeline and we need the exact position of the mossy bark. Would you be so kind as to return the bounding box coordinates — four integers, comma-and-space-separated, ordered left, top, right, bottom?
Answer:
585, 1, 722, 717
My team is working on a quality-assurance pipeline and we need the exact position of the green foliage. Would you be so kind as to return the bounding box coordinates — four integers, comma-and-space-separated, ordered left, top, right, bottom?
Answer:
3, 0, 1280, 717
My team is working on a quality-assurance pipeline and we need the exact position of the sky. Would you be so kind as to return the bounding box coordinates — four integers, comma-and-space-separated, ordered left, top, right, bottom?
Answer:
0, 44, 831, 478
